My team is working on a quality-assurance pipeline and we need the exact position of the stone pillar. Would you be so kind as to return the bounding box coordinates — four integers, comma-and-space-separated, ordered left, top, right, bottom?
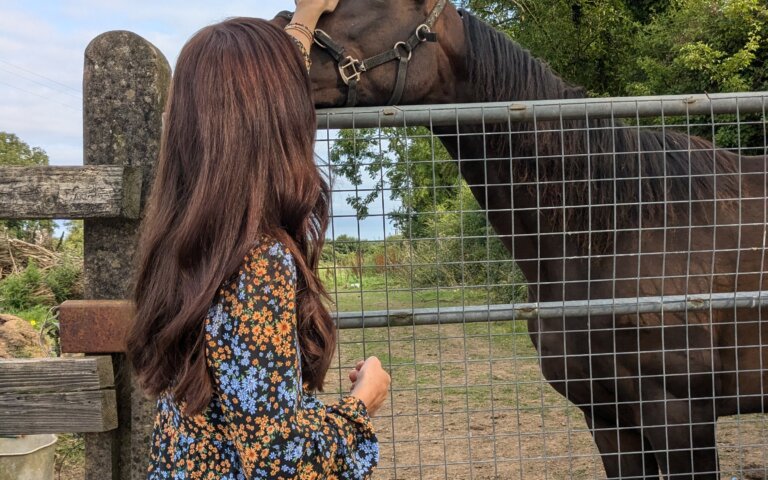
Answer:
82, 31, 170, 480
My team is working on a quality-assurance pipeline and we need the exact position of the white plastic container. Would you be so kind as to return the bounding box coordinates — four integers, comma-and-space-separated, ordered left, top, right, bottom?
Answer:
0, 435, 58, 480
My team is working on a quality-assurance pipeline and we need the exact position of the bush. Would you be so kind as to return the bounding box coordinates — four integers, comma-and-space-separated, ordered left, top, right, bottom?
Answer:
0, 256, 83, 313
45, 255, 83, 303
393, 185, 528, 304
0, 261, 52, 311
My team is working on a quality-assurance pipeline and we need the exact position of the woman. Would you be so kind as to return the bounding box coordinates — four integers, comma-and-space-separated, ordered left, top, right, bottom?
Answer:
126, 1, 391, 478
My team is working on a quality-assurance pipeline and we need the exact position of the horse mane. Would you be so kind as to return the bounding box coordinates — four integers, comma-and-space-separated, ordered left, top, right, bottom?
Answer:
460, 12, 740, 250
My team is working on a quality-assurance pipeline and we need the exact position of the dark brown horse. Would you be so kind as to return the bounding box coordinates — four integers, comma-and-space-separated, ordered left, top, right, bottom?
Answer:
275, 2, 768, 478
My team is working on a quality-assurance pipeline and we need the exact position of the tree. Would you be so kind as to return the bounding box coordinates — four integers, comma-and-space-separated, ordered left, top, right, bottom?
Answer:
458, 0, 767, 99
0, 132, 53, 244
628, 0, 768, 96
0, 132, 49, 166
330, 127, 460, 238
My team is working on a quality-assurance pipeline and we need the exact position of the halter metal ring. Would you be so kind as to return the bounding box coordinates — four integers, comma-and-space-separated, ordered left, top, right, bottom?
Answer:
338, 56, 363, 85
313, 28, 330, 49
393, 41, 413, 61
416, 24, 431, 42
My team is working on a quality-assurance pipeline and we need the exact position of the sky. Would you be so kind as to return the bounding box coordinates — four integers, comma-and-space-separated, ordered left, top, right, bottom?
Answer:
0, 0, 397, 239
1, 0, 292, 166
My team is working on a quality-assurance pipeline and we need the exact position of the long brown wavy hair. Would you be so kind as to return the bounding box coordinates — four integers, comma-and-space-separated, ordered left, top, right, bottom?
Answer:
126, 17, 335, 415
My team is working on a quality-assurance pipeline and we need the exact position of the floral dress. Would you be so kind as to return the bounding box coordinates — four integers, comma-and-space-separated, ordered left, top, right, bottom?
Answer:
147, 237, 379, 479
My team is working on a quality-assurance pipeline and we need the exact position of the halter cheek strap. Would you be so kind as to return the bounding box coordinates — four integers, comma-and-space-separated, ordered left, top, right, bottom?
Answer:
278, 0, 448, 107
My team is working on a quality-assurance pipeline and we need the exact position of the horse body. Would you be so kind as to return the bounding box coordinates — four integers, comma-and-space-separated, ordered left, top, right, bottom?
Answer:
449, 123, 767, 479
291, 2, 768, 477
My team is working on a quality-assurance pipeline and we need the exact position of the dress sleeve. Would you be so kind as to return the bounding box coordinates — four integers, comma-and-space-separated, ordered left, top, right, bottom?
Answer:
205, 240, 378, 479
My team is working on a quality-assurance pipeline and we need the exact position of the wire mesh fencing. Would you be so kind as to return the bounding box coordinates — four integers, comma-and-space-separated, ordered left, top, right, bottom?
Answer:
313, 92, 768, 479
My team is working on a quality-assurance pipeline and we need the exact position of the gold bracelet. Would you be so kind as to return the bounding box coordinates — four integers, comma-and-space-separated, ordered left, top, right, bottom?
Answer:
284, 23, 314, 44
286, 22, 314, 39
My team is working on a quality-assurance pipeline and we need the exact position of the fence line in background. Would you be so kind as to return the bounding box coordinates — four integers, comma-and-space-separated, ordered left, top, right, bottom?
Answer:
334, 291, 768, 328
316, 91, 768, 129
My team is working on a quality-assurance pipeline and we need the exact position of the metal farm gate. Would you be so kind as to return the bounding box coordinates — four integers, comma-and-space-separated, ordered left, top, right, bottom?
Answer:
313, 93, 768, 479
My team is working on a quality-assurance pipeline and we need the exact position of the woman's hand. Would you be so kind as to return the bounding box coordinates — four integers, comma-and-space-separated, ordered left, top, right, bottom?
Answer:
349, 356, 391, 417
295, 0, 339, 16
289, 0, 338, 36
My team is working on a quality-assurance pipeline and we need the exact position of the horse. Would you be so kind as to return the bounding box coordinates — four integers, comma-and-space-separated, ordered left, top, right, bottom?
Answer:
274, 2, 768, 478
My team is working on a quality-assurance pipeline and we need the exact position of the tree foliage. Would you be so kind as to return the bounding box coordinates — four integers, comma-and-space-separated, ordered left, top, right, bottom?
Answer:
0, 132, 49, 167
629, 0, 768, 95
458, 0, 768, 97
0, 132, 53, 244
330, 127, 459, 237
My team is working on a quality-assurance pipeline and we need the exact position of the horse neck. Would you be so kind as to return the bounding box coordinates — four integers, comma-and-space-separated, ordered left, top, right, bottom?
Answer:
433, 19, 594, 286
454, 18, 589, 167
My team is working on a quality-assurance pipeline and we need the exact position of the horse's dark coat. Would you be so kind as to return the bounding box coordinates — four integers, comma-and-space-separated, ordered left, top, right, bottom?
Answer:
291, 2, 768, 478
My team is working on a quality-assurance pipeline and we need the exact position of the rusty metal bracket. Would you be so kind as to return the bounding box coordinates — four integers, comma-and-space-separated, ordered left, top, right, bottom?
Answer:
59, 300, 135, 354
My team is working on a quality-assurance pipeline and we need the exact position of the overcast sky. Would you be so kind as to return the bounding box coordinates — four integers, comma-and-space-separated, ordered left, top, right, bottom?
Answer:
1, 0, 397, 239
0, 0, 289, 166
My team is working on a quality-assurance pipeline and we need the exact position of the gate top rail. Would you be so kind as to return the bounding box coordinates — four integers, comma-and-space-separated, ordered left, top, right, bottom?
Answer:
333, 290, 768, 329
316, 91, 768, 129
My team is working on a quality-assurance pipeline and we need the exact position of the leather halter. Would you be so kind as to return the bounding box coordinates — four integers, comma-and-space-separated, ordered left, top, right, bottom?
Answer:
277, 0, 448, 107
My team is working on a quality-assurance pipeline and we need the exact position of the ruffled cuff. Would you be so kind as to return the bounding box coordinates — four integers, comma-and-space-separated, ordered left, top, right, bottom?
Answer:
329, 395, 375, 433
327, 395, 379, 477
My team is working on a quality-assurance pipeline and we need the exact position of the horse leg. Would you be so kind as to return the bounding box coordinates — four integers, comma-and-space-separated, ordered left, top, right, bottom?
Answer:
642, 399, 719, 479
587, 414, 659, 479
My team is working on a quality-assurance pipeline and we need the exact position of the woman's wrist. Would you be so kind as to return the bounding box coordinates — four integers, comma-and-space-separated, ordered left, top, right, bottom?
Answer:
350, 391, 371, 410
293, 2, 325, 28
285, 2, 325, 72
291, 12, 321, 31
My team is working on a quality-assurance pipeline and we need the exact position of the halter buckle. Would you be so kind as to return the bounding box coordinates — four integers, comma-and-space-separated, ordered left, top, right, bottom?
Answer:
338, 56, 364, 85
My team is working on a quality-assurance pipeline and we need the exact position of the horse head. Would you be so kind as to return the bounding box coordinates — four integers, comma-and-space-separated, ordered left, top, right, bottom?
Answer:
273, 0, 467, 108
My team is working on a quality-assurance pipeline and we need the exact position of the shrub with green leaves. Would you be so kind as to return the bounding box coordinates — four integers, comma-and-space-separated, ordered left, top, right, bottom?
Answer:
0, 261, 49, 311
403, 185, 527, 303
45, 255, 83, 304
0, 257, 82, 314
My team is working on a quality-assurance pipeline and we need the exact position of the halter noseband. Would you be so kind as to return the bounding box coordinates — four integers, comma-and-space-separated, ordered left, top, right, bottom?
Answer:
278, 0, 448, 107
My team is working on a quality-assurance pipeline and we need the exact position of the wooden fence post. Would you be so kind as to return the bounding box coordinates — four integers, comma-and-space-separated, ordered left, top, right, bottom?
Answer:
82, 30, 170, 480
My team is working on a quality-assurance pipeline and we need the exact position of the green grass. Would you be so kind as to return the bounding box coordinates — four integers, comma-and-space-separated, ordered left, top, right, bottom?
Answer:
5, 305, 52, 330
325, 268, 512, 313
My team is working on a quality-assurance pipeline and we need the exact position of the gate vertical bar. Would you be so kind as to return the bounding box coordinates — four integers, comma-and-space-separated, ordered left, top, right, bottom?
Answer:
82, 31, 170, 480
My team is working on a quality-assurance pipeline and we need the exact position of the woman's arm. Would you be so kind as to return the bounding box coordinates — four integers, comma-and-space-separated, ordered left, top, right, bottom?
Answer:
205, 239, 377, 479
284, 0, 339, 71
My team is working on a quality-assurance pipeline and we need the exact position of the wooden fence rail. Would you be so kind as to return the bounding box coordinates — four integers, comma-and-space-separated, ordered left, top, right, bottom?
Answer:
0, 166, 142, 220
0, 357, 117, 436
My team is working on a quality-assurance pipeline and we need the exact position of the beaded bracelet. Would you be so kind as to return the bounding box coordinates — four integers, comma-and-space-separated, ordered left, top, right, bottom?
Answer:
286, 33, 312, 72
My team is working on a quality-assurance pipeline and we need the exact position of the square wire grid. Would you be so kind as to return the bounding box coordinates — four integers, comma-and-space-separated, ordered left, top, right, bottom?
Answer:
313, 93, 768, 480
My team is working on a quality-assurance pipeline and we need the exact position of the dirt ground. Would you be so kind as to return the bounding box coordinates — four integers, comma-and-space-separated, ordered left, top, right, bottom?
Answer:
0, 313, 47, 358
318, 322, 768, 480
